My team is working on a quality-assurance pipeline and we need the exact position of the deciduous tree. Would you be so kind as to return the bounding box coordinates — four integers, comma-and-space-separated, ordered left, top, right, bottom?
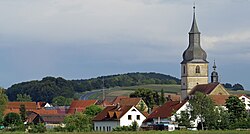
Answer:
0, 89, 8, 124
17, 94, 32, 102
189, 92, 216, 130
19, 104, 27, 122
64, 113, 92, 132
225, 96, 247, 122
83, 105, 103, 117
3, 112, 22, 127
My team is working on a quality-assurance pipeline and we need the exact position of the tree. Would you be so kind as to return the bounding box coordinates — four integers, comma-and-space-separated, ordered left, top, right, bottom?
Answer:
232, 83, 244, 90
113, 121, 138, 131
216, 107, 230, 130
159, 89, 166, 105
175, 110, 191, 128
28, 123, 46, 133
64, 112, 92, 132
83, 105, 103, 117
223, 83, 232, 89
225, 96, 247, 123
130, 88, 160, 108
19, 104, 27, 122
52, 96, 72, 106
189, 92, 216, 130
16, 94, 32, 102
0, 89, 8, 124
3, 112, 22, 127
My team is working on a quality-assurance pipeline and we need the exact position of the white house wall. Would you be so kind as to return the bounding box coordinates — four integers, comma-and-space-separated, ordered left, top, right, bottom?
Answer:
239, 96, 250, 110
94, 121, 119, 132
120, 106, 146, 127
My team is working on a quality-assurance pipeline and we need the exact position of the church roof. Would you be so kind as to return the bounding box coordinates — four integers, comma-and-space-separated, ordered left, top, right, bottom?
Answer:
189, 8, 200, 34
189, 82, 220, 95
181, 6, 208, 64
144, 100, 187, 122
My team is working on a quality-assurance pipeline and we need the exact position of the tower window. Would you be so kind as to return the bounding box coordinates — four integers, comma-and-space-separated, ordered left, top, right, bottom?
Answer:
195, 66, 200, 73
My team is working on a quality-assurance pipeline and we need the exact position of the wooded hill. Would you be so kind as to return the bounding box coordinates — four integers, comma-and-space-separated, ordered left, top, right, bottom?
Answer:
6, 72, 180, 102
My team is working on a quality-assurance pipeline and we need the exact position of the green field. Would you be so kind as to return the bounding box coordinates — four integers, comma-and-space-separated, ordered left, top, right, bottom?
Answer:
2, 130, 250, 134
86, 84, 181, 100
84, 84, 250, 100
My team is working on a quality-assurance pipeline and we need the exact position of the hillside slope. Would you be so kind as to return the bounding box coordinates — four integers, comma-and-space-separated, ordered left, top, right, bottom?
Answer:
6, 72, 180, 102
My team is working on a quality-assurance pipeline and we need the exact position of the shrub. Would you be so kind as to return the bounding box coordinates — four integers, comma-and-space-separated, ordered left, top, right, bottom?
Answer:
28, 123, 46, 133
3, 112, 22, 127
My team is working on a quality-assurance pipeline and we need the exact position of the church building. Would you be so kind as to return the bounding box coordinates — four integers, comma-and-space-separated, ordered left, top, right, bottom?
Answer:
180, 6, 229, 100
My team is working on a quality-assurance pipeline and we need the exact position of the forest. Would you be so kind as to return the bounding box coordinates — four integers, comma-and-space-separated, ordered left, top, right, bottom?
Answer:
6, 72, 180, 102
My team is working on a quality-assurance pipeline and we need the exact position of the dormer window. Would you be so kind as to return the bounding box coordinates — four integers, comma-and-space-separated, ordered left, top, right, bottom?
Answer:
195, 65, 200, 73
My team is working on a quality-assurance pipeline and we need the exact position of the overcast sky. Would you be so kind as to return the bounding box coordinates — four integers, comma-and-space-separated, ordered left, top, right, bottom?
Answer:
0, 0, 250, 90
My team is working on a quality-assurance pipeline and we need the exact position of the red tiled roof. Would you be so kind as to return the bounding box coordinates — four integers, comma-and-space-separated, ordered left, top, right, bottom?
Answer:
26, 111, 41, 123
144, 101, 187, 122
112, 96, 129, 105
97, 99, 113, 107
4, 108, 59, 116
40, 114, 66, 124
67, 100, 97, 114
189, 82, 220, 95
32, 109, 59, 115
166, 94, 181, 101
6, 102, 38, 110
119, 98, 141, 106
4, 109, 20, 115
209, 95, 230, 106
93, 105, 133, 121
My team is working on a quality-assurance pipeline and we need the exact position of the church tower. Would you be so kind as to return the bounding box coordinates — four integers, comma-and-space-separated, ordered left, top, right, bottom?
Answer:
181, 6, 209, 100
211, 60, 219, 83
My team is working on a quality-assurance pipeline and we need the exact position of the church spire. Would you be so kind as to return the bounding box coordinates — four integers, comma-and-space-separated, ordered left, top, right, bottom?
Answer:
211, 60, 219, 83
189, 5, 200, 34
181, 6, 207, 64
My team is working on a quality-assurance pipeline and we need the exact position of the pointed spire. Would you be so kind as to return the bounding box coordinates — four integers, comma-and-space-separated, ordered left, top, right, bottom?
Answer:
189, 5, 200, 34
213, 60, 217, 71
211, 60, 219, 83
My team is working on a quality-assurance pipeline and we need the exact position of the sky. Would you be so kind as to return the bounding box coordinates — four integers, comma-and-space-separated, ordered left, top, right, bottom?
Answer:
0, 0, 250, 90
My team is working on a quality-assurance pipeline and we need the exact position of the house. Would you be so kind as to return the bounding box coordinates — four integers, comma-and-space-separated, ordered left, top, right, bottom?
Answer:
119, 98, 148, 112
143, 100, 190, 129
93, 105, 147, 132
111, 96, 129, 105
96, 99, 113, 107
26, 110, 66, 129
238, 94, 250, 111
67, 100, 98, 114
4, 101, 47, 115
209, 95, 230, 109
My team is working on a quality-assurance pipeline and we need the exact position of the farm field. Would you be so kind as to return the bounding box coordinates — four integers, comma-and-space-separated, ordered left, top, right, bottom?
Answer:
85, 84, 181, 100
2, 130, 250, 134
84, 84, 250, 100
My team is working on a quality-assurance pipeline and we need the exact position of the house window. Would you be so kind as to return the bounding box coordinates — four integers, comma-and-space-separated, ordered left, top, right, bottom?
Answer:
106, 126, 108, 132
137, 115, 140, 120
242, 98, 245, 102
99, 126, 101, 131
132, 109, 136, 111
108, 126, 111, 131
96, 126, 98, 131
195, 65, 200, 73
128, 115, 132, 120
103, 126, 105, 131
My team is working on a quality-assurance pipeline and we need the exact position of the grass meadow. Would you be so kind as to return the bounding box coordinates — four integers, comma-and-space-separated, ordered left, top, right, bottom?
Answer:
2, 130, 250, 134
